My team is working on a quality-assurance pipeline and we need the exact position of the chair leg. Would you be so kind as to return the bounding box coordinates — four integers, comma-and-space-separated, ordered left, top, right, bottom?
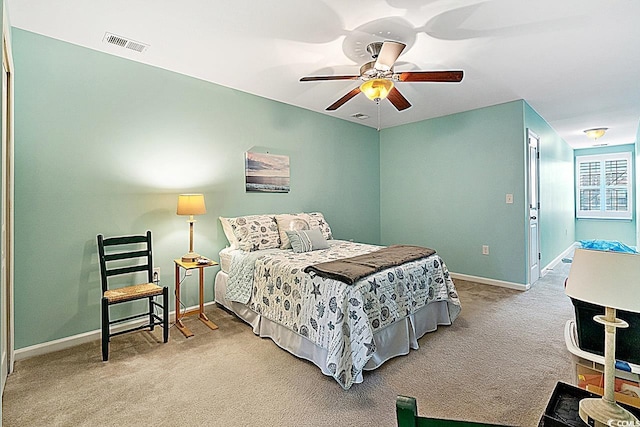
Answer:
101, 297, 109, 361
148, 296, 155, 331
162, 286, 169, 343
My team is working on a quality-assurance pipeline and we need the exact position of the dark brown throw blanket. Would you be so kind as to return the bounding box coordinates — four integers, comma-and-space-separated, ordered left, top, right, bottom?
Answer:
303, 245, 436, 285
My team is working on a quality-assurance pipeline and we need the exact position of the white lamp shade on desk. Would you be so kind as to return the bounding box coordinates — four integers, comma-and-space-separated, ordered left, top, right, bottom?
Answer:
176, 194, 206, 216
176, 193, 206, 262
565, 248, 640, 313
565, 247, 640, 426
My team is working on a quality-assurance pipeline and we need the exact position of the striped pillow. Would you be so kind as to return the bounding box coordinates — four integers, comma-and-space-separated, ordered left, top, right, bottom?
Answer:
285, 229, 329, 253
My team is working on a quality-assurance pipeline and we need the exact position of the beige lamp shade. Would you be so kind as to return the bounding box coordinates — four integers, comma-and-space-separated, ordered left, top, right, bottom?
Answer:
177, 194, 206, 216
565, 248, 640, 313
177, 193, 206, 262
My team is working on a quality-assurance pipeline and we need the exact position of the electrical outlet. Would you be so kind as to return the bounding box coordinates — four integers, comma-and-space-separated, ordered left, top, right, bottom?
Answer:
185, 270, 192, 276
482, 245, 489, 255
153, 267, 160, 283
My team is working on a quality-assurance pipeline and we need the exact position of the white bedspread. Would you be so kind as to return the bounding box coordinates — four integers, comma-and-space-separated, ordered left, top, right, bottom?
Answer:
225, 240, 461, 389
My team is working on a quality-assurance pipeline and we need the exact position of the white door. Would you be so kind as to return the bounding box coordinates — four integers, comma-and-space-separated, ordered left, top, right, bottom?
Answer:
528, 130, 540, 285
1, 47, 7, 393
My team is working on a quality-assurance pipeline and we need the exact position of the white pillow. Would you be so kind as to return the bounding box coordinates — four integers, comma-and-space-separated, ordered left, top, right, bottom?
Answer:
306, 212, 333, 240
275, 214, 311, 249
220, 214, 280, 252
219, 217, 240, 249
276, 212, 333, 248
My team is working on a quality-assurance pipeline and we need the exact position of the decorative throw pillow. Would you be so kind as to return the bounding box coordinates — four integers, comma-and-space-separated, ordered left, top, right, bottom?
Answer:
275, 214, 311, 249
219, 217, 240, 249
223, 214, 280, 251
306, 212, 333, 240
286, 229, 329, 253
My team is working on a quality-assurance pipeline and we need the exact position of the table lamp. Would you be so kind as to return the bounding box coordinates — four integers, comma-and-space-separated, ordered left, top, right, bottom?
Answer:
177, 194, 206, 262
565, 248, 640, 426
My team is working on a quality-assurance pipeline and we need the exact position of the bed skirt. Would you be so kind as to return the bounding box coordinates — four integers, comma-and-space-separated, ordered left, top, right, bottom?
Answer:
214, 270, 453, 385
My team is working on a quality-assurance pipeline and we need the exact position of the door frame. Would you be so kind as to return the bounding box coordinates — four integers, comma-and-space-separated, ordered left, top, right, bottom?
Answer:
527, 129, 541, 286
2, 5, 15, 389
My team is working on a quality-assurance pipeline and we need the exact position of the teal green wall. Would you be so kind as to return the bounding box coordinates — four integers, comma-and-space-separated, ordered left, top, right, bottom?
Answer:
524, 103, 575, 268
379, 101, 528, 284
10, 28, 586, 349
574, 144, 636, 246
12, 29, 380, 349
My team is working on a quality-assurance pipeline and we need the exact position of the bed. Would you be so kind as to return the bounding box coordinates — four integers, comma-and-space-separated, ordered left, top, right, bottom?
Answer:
214, 212, 461, 389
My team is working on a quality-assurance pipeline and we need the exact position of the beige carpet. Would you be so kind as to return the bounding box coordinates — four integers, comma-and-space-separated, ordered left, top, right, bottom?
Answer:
2, 261, 574, 426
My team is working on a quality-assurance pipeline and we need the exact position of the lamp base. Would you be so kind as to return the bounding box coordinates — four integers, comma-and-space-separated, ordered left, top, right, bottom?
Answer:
579, 397, 639, 427
181, 252, 201, 263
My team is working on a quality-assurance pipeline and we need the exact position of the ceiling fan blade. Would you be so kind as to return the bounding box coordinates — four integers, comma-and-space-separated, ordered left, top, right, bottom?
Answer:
374, 41, 406, 71
300, 75, 360, 82
387, 87, 411, 111
326, 87, 361, 111
398, 70, 464, 82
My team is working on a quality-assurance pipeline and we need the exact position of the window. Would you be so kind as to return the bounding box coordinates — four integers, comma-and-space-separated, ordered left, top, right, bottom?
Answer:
576, 152, 632, 219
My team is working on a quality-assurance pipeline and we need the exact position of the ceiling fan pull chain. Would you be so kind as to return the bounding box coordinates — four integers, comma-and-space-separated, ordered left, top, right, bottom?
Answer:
377, 101, 381, 131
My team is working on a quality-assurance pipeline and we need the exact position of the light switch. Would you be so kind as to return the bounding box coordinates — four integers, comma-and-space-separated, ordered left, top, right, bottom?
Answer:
506, 194, 513, 204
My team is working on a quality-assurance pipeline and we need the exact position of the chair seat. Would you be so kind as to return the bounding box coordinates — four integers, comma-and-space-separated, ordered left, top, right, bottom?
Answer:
104, 283, 163, 303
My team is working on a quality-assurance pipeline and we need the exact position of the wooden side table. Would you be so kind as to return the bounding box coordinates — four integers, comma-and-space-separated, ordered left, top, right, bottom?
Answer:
173, 258, 219, 338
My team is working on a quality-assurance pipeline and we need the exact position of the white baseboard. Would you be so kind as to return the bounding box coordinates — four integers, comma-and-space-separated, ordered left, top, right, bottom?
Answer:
540, 242, 578, 276
449, 272, 530, 291
450, 242, 578, 292
14, 301, 217, 361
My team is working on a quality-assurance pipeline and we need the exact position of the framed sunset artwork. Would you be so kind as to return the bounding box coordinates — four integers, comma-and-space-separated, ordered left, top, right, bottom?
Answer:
245, 152, 290, 193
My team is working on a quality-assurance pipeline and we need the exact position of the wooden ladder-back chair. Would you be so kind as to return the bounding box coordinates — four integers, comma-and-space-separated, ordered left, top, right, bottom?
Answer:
97, 230, 169, 361
396, 396, 508, 427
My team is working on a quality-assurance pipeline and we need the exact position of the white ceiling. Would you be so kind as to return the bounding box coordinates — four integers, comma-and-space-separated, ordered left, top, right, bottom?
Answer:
7, 0, 640, 149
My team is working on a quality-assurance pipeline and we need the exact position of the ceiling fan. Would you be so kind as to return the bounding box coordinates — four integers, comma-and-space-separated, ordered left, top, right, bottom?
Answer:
300, 41, 463, 111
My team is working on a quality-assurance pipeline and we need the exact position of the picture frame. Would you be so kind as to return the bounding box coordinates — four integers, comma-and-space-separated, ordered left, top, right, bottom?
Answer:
245, 151, 290, 193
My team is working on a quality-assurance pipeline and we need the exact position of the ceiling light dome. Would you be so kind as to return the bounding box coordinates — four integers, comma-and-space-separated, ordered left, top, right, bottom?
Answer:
584, 128, 608, 140
360, 79, 394, 102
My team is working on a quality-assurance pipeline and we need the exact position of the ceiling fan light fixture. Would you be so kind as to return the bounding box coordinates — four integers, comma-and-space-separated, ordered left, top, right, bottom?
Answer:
360, 78, 394, 102
584, 127, 608, 140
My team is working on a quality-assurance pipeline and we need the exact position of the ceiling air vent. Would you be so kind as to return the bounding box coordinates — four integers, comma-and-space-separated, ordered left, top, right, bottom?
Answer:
103, 33, 149, 53
351, 113, 369, 120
